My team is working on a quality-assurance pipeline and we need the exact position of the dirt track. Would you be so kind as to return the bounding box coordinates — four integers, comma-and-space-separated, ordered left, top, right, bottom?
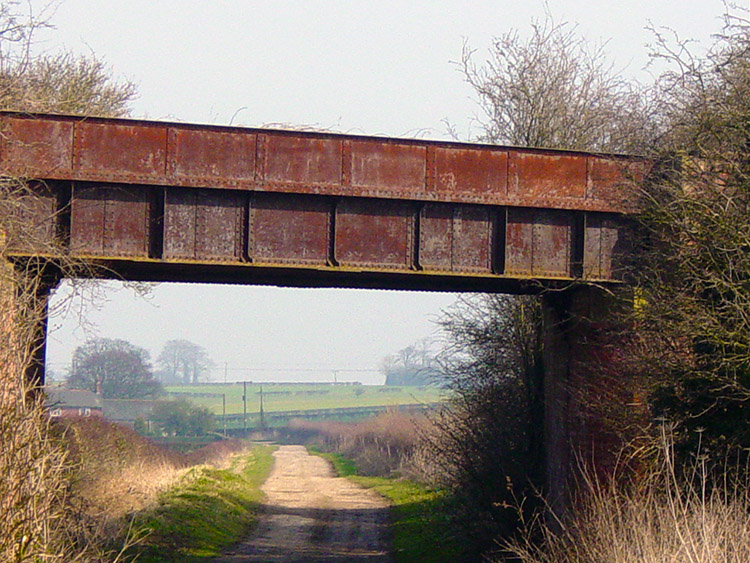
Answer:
211, 445, 393, 562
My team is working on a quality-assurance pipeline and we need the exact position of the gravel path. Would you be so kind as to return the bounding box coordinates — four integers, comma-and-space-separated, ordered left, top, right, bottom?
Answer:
211, 445, 393, 562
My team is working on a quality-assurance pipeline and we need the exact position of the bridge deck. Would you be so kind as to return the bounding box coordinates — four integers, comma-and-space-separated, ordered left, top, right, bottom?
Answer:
0, 113, 646, 291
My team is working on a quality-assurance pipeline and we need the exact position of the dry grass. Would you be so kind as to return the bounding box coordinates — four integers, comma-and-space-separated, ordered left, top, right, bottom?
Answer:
0, 228, 120, 561
505, 429, 750, 563
56, 416, 254, 522
0, 386, 128, 563
290, 410, 428, 477
1, 383, 256, 563
54, 417, 181, 522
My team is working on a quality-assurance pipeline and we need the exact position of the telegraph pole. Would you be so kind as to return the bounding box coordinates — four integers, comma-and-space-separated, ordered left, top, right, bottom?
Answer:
242, 380, 248, 433
222, 393, 226, 437
258, 385, 265, 430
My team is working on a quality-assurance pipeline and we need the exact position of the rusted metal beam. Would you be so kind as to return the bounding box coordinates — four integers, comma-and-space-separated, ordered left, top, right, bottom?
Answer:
0, 112, 648, 291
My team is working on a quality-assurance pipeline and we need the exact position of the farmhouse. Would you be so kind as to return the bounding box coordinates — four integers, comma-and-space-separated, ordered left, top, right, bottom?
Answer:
45, 387, 103, 418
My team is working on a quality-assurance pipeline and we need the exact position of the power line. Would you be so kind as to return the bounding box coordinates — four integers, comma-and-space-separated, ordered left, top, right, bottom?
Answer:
222, 367, 376, 373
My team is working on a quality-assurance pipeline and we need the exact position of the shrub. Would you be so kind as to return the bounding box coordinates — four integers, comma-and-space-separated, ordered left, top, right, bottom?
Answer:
410, 295, 544, 559
629, 8, 750, 464
54, 415, 252, 529
150, 399, 215, 437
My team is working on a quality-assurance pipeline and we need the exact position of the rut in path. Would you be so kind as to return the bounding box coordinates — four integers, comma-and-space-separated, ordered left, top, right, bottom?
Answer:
212, 445, 393, 562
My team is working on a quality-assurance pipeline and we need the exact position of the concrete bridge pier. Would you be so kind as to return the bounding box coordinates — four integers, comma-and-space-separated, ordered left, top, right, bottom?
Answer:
542, 286, 629, 515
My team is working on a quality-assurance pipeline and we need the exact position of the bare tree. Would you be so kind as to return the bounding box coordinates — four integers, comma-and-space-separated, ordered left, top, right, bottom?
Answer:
418, 295, 544, 559
459, 11, 653, 152
629, 8, 750, 461
67, 338, 162, 398
156, 339, 214, 385
0, 2, 135, 116
380, 338, 441, 386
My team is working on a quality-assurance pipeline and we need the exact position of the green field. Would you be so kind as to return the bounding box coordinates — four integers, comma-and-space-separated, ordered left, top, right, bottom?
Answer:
164, 383, 445, 416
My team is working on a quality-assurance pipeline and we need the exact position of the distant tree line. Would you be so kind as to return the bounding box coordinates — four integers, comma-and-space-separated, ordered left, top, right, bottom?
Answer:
380, 339, 442, 386
65, 338, 214, 399
156, 339, 215, 385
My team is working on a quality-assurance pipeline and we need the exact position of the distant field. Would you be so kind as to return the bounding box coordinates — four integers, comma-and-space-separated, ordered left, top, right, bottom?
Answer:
164, 382, 445, 415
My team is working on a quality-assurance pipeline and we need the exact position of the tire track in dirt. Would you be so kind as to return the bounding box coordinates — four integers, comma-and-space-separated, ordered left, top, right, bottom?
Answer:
212, 445, 393, 562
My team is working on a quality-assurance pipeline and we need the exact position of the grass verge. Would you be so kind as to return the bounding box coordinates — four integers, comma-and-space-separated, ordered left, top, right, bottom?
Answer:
128, 444, 276, 563
309, 447, 463, 562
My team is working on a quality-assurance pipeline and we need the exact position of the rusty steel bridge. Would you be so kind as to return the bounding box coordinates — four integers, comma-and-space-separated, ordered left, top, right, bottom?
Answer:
1, 112, 645, 292
1, 111, 651, 512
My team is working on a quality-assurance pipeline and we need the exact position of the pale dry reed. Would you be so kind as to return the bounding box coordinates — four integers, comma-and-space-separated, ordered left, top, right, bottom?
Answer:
290, 410, 428, 476
505, 429, 750, 563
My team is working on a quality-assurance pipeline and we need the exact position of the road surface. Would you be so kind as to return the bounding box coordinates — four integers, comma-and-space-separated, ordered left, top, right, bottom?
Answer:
212, 445, 393, 562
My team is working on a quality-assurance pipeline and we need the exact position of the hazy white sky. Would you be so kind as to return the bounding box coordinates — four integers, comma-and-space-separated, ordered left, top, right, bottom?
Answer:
38, 0, 728, 384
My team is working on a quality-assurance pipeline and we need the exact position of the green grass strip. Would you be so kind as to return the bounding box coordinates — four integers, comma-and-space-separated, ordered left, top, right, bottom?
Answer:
309, 448, 463, 563
129, 444, 276, 563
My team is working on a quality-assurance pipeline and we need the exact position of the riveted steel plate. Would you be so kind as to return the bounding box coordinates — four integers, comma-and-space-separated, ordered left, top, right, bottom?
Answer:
195, 190, 245, 260
419, 204, 453, 270
163, 188, 197, 259
510, 152, 587, 200
1, 117, 73, 176
0, 113, 644, 285
265, 135, 341, 186
506, 208, 572, 277
587, 156, 647, 211
169, 128, 256, 182
419, 204, 493, 273
433, 147, 507, 195
250, 193, 330, 264
0, 114, 643, 214
584, 213, 628, 280
350, 141, 425, 191
70, 185, 150, 257
164, 188, 245, 261
74, 122, 166, 178
335, 199, 413, 268
452, 205, 493, 272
